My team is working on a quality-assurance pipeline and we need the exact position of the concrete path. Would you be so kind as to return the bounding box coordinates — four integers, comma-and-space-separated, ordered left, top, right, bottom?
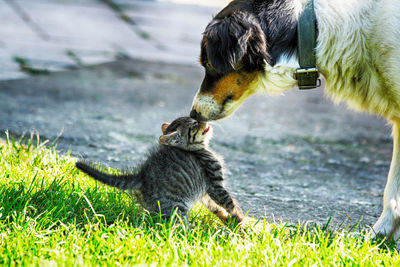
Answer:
0, 0, 226, 80
0, 59, 392, 229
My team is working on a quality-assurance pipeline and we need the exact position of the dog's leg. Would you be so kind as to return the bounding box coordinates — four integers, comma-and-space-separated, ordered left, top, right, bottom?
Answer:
373, 118, 400, 240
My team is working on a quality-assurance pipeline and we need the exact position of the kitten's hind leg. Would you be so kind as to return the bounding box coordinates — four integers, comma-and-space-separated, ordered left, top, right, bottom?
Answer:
201, 193, 230, 221
153, 201, 189, 226
168, 207, 190, 232
207, 182, 244, 223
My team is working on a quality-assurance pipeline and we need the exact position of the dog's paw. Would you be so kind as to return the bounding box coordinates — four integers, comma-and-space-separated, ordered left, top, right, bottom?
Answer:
372, 208, 400, 241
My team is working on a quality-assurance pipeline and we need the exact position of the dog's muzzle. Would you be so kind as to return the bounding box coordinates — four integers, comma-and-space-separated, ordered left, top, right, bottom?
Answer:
190, 109, 208, 122
190, 94, 224, 122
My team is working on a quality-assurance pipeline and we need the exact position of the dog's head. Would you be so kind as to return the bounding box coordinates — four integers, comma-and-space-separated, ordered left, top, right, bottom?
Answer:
190, 8, 271, 122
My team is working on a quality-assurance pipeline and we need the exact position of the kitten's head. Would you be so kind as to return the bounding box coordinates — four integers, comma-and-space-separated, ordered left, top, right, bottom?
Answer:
158, 117, 213, 151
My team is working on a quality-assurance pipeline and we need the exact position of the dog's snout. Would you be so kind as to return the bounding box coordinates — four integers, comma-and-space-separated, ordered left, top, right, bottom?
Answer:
190, 109, 207, 122
190, 109, 200, 120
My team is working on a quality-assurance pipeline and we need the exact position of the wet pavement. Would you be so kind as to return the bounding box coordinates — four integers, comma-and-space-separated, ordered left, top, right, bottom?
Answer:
0, 59, 392, 228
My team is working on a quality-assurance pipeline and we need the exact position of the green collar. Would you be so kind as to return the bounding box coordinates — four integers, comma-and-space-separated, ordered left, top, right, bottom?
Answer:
294, 0, 321, 90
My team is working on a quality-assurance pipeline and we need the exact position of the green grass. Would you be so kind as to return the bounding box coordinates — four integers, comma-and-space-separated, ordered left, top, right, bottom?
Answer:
0, 133, 399, 266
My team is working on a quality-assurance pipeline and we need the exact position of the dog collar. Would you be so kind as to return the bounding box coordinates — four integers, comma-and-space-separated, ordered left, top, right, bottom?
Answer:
294, 0, 321, 90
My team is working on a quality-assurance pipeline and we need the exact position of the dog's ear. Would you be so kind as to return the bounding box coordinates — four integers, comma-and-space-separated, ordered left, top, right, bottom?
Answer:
203, 11, 270, 72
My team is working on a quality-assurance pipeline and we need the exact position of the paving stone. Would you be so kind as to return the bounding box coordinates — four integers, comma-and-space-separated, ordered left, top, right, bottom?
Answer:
3, 40, 79, 69
0, 60, 29, 80
133, 21, 206, 46
0, 0, 221, 79
18, 0, 104, 6
157, 0, 231, 8
16, 0, 157, 51
65, 49, 118, 65
120, 1, 216, 63
0, 0, 38, 39
0, 1, 77, 77
114, 0, 220, 13
4, 41, 71, 63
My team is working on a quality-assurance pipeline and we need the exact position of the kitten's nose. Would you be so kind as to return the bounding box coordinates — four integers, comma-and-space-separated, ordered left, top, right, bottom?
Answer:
190, 109, 207, 122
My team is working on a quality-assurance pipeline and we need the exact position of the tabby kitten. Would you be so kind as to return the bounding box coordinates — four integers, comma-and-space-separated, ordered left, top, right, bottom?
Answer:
76, 117, 244, 224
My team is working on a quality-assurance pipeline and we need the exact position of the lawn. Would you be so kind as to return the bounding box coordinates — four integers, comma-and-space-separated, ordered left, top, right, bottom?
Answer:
0, 133, 399, 266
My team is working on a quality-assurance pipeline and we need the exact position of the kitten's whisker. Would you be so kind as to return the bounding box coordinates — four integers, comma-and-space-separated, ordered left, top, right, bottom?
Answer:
209, 122, 227, 133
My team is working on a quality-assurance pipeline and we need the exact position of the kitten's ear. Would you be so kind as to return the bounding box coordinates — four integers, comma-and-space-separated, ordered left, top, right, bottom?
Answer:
161, 123, 170, 134
158, 132, 178, 146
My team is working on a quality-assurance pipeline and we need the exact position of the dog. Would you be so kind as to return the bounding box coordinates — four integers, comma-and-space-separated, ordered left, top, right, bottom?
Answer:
190, 0, 400, 239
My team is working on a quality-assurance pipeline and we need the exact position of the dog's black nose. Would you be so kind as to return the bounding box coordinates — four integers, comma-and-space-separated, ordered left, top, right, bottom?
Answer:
190, 109, 207, 122
190, 109, 200, 119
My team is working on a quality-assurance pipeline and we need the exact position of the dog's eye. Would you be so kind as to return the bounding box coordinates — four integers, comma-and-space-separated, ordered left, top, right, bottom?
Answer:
205, 63, 223, 78
222, 94, 234, 106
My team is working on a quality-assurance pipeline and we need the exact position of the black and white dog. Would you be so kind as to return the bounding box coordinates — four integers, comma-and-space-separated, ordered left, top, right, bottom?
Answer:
190, 0, 400, 239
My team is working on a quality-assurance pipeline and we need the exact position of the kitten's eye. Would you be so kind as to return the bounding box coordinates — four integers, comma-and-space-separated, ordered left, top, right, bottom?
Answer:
173, 134, 182, 143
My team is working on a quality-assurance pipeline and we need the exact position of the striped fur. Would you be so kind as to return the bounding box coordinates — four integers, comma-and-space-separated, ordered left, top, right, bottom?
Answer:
75, 162, 142, 190
195, 149, 243, 222
76, 117, 244, 223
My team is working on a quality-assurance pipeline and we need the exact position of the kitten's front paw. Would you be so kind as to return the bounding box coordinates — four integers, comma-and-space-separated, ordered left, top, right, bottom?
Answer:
230, 213, 245, 225
215, 209, 230, 221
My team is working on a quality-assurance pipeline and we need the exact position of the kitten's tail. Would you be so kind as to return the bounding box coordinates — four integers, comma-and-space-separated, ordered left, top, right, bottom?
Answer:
75, 161, 142, 190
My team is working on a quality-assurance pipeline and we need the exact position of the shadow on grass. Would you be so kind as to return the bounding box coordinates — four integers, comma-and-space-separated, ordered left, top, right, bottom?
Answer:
0, 175, 244, 233
0, 175, 139, 227
0, 132, 185, 233
1, 132, 249, 245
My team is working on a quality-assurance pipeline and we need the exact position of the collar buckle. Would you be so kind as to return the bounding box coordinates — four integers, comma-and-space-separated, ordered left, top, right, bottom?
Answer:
294, 67, 321, 90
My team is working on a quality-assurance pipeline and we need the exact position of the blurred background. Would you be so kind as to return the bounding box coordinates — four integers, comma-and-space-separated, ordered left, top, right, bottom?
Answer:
0, 0, 230, 80
0, 0, 392, 226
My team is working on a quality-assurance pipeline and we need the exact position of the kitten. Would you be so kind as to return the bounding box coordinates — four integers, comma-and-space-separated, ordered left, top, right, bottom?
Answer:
75, 117, 244, 224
